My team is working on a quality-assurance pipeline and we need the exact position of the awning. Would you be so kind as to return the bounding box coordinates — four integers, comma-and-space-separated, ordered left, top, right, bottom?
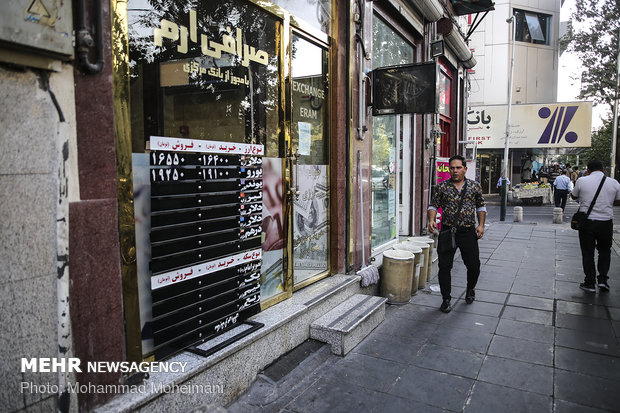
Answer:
450, 0, 495, 16
444, 26, 476, 68
405, 0, 443, 22
437, 17, 476, 69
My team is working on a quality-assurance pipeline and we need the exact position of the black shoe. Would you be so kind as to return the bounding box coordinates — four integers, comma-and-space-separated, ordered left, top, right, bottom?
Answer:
579, 282, 596, 293
598, 282, 610, 292
465, 289, 475, 304
440, 298, 452, 313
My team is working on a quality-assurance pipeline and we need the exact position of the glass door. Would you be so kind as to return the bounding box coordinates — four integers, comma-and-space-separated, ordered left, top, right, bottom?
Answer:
289, 33, 330, 288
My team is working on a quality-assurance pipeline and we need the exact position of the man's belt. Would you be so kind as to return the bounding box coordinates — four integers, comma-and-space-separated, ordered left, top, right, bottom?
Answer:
441, 225, 475, 249
441, 225, 474, 233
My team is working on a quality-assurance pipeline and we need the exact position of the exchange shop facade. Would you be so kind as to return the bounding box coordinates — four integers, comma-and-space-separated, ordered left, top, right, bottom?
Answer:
0, 0, 481, 411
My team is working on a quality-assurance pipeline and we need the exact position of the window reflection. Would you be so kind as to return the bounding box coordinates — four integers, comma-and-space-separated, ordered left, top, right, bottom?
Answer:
270, 0, 331, 34
128, 0, 280, 157
514, 9, 550, 45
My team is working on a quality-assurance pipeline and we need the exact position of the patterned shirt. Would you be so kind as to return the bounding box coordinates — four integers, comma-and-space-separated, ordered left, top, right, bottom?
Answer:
430, 178, 486, 227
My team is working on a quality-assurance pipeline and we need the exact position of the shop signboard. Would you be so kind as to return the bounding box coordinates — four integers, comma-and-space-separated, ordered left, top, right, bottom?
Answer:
466, 102, 593, 148
148, 136, 263, 359
372, 62, 439, 115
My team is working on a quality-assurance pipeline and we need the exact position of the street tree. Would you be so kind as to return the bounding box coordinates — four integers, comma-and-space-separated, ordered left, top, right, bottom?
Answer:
563, 0, 619, 112
563, 0, 619, 177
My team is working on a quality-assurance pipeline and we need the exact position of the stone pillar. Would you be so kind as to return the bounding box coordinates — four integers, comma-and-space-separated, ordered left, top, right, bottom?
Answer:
513, 206, 523, 222
553, 207, 563, 224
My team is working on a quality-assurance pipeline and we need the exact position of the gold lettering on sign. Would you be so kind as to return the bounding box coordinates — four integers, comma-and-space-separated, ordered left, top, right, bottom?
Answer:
154, 9, 269, 67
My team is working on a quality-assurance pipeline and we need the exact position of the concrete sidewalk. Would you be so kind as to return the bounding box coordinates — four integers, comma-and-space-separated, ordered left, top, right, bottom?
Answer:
225, 221, 620, 413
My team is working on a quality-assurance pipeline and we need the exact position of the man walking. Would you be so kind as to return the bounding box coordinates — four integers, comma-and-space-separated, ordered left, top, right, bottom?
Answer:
553, 169, 572, 211
570, 160, 620, 292
428, 155, 486, 313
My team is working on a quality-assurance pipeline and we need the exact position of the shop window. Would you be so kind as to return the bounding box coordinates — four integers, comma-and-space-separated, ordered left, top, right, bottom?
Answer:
371, 15, 414, 249
438, 70, 451, 117
290, 34, 330, 287
128, 0, 280, 155
514, 9, 550, 45
128, 0, 281, 358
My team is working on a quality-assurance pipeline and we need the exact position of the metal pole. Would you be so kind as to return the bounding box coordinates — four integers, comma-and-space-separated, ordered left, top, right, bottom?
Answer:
611, 27, 620, 179
501, 14, 516, 221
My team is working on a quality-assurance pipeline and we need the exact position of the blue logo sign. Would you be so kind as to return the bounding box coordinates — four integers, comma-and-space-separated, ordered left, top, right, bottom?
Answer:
537, 105, 579, 144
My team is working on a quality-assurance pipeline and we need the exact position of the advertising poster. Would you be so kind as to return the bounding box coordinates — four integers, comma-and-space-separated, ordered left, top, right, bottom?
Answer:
261, 158, 285, 300
293, 164, 328, 283
435, 157, 450, 230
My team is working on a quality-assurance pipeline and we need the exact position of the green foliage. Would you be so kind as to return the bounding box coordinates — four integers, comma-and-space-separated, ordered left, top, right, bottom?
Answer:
579, 119, 613, 168
565, 0, 620, 112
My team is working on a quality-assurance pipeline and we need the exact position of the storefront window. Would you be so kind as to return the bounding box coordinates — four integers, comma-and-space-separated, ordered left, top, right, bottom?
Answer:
128, 0, 280, 155
290, 34, 329, 286
438, 71, 451, 117
128, 0, 282, 356
371, 15, 413, 248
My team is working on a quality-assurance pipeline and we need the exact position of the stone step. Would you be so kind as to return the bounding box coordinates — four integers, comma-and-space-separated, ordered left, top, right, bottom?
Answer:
310, 294, 387, 356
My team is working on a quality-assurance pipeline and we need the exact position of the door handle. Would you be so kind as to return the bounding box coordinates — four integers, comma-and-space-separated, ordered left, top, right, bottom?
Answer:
287, 148, 300, 201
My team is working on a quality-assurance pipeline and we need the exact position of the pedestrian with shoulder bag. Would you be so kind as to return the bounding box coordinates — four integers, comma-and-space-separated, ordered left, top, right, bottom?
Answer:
570, 160, 620, 293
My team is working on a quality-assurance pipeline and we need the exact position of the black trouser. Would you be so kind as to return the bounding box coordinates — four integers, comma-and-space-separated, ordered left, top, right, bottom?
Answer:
437, 227, 480, 300
578, 219, 613, 285
554, 189, 569, 210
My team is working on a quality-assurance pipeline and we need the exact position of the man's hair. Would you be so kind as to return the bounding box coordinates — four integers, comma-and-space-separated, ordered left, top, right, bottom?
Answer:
587, 159, 604, 172
449, 155, 466, 168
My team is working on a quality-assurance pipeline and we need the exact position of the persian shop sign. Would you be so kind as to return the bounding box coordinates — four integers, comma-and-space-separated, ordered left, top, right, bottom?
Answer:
466, 102, 592, 148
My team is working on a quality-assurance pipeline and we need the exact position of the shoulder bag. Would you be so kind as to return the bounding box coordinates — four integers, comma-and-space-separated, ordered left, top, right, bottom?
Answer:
571, 176, 606, 230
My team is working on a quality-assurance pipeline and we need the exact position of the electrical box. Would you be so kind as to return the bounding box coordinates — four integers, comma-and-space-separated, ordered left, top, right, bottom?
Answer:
0, 0, 73, 71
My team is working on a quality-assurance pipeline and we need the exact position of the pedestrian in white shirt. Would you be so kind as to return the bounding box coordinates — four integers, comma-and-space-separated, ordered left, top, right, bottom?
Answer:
570, 160, 620, 292
553, 170, 572, 211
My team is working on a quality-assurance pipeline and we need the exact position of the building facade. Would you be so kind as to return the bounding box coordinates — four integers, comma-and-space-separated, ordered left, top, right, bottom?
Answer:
0, 0, 476, 411
465, 0, 561, 192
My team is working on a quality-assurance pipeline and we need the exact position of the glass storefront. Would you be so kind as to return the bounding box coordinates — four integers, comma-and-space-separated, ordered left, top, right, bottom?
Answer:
371, 15, 414, 249
125, 0, 331, 358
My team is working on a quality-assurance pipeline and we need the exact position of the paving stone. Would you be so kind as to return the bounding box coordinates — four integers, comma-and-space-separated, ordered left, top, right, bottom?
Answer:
554, 399, 611, 413
487, 335, 553, 366
429, 326, 493, 354
554, 346, 620, 382
555, 313, 614, 335
388, 365, 474, 411
555, 327, 620, 357
352, 334, 425, 364
329, 353, 406, 393
501, 306, 553, 325
506, 294, 554, 311
411, 343, 484, 379
512, 276, 555, 290
390, 303, 448, 325
495, 319, 554, 344
464, 381, 552, 413
370, 314, 438, 342
556, 300, 610, 320
470, 290, 508, 304
478, 355, 554, 396
509, 282, 554, 299
439, 311, 499, 334
451, 300, 503, 317
554, 369, 620, 412
283, 376, 396, 413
